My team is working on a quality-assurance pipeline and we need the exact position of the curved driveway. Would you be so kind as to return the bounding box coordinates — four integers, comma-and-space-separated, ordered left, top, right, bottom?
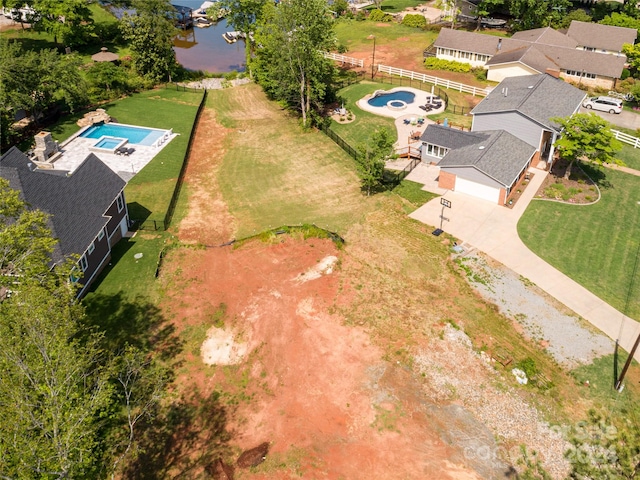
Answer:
409, 166, 640, 361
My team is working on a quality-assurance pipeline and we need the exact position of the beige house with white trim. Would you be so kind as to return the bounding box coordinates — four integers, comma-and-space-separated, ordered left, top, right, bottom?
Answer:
432, 21, 636, 90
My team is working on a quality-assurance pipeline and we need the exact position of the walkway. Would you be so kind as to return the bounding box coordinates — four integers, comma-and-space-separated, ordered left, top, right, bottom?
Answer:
409, 166, 640, 361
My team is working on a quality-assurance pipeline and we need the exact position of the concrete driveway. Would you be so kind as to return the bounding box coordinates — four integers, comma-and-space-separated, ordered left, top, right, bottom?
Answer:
409, 166, 640, 361
579, 106, 640, 130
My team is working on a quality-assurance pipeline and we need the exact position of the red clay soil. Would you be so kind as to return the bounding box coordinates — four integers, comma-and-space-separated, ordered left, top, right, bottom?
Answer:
160, 108, 483, 479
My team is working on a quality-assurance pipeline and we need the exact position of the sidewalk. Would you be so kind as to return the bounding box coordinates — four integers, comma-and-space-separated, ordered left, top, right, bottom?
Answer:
409, 167, 640, 361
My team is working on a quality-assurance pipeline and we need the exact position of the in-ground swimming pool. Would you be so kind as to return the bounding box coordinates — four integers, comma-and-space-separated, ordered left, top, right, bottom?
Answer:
367, 90, 416, 107
80, 123, 166, 146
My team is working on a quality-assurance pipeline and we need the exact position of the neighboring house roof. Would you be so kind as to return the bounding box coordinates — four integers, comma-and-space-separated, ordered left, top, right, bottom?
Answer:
471, 74, 587, 131
567, 20, 637, 52
511, 26, 578, 48
437, 129, 536, 188
485, 45, 555, 73
433, 28, 529, 56
420, 124, 490, 149
0, 147, 126, 265
434, 26, 627, 79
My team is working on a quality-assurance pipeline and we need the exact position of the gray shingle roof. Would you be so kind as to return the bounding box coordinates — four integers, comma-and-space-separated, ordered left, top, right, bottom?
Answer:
535, 43, 627, 78
420, 124, 490, 148
485, 45, 556, 73
511, 26, 578, 48
567, 20, 637, 52
0, 147, 125, 264
437, 130, 536, 187
471, 74, 586, 131
433, 28, 529, 56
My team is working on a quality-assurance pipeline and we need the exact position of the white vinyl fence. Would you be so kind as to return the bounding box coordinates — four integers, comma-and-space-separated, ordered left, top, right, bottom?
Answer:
323, 52, 364, 68
612, 129, 640, 149
377, 65, 492, 97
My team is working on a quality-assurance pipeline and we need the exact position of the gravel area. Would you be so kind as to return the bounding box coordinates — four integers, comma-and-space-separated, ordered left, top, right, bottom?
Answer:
178, 77, 252, 90
456, 250, 614, 369
415, 324, 572, 479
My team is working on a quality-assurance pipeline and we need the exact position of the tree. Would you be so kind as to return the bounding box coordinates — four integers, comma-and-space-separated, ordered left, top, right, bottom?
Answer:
0, 273, 114, 479
0, 37, 87, 125
119, 0, 178, 82
110, 346, 169, 478
566, 410, 640, 478
355, 127, 394, 196
251, 0, 336, 127
0, 178, 57, 286
509, 0, 570, 30
552, 113, 623, 179
30, 0, 94, 47
85, 62, 132, 101
623, 43, 640, 75
600, 12, 640, 37
556, 8, 592, 30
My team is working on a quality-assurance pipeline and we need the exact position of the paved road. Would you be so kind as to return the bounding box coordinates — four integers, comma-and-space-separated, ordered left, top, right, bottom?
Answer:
580, 106, 640, 130
409, 167, 640, 362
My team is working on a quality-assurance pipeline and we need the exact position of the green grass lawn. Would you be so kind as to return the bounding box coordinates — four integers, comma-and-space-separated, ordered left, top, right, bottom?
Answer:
614, 144, 640, 171
49, 87, 203, 224
332, 81, 397, 147
208, 84, 376, 237
371, 0, 428, 12
334, 17, 437, 54
518, 166, 640, 320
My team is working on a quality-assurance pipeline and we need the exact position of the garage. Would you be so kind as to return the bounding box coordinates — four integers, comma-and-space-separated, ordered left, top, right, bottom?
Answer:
454, 176, 501, 203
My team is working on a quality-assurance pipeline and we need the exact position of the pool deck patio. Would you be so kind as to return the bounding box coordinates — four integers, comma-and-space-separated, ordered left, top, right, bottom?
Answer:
48, 132, 178, 182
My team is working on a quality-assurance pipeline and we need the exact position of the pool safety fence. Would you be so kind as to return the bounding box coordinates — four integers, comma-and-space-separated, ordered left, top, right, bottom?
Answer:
132, 88, 208, 232
164, 87, 208, 228
320, 125, 361, 162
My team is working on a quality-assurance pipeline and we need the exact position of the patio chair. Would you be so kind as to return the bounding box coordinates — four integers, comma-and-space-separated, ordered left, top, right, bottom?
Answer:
124, 147, 135, 156
417, 118, 425, 125
403, 119, 411, 125
115, 146, 127, 155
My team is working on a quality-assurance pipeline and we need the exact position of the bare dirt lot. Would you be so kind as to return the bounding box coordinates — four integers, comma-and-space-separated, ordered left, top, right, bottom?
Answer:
158, 89, 573, 479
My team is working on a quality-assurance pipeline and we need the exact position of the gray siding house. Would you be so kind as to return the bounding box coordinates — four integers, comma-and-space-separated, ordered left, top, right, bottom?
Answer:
471, 74, 586, 168
0, 146, 129, 297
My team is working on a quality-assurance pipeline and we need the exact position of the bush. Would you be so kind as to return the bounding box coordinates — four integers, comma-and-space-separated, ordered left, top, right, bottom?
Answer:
472, 67, 487, 81
355, 10, 366, 21
622, 68, 631, 80
369, 9, 393, 22
402, 14, 427, 28
337, 43, 348, 54
424, 57, 471, 73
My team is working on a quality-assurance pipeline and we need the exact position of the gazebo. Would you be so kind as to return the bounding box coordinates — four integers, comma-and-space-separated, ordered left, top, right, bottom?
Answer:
91, 47, 119, 63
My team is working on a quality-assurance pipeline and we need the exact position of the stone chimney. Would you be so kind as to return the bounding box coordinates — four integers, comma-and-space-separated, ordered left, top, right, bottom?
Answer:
33, 131, 59, 162
545, 68, 561, 78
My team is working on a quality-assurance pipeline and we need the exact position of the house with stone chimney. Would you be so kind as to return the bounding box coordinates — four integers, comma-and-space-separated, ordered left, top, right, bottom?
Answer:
0, 139, 129, 297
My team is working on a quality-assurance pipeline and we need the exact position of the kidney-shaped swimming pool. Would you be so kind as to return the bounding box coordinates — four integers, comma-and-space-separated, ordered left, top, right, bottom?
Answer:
367, 90, 416, 107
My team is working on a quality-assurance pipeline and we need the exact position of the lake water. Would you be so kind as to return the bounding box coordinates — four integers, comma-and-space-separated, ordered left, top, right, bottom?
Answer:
172, 1, 246, 73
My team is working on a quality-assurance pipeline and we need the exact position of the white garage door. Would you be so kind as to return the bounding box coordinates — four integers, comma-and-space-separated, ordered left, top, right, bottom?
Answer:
455, 177, 501, 204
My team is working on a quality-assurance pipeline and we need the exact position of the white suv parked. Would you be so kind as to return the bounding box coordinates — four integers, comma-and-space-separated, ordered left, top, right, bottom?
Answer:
582, 96, 623, 114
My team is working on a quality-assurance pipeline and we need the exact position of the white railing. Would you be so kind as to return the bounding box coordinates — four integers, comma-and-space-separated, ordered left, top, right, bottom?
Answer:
377, 65, 492, 97
323, 52, 364, 68
612, 129, 640, 149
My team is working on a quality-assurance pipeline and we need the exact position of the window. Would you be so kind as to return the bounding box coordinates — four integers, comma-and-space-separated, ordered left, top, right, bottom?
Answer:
459, 51, 473, 61
426, 144, 448, 158
584, 46, 595, 52
80, 255, 88, 272
565, 70, 596, 79
116, 193, 124, 212
88, 242, 95, 255
97, 229, 105, 241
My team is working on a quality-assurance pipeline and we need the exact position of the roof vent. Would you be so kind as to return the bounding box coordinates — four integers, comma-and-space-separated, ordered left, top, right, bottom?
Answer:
479, 146, 485, 150
527, 85, 534, 89
497, 38, 502, 51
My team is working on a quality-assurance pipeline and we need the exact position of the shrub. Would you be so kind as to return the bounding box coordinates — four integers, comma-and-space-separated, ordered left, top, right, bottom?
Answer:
402, 14, 427, 28
424, 57, 471, 73
369, 9, 393, 22
622, 68, 631, 80
472, 67, 487, 81
337, 43, 348, 54
355, 10, 366, 21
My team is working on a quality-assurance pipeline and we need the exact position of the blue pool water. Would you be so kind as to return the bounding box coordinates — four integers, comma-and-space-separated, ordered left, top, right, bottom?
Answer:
81, 123, 164, 146
368, 90, 416, 107
95, 137, 123, 149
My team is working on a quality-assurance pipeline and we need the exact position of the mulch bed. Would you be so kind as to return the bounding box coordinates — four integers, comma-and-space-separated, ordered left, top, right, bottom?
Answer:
534, 159, 599, 204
